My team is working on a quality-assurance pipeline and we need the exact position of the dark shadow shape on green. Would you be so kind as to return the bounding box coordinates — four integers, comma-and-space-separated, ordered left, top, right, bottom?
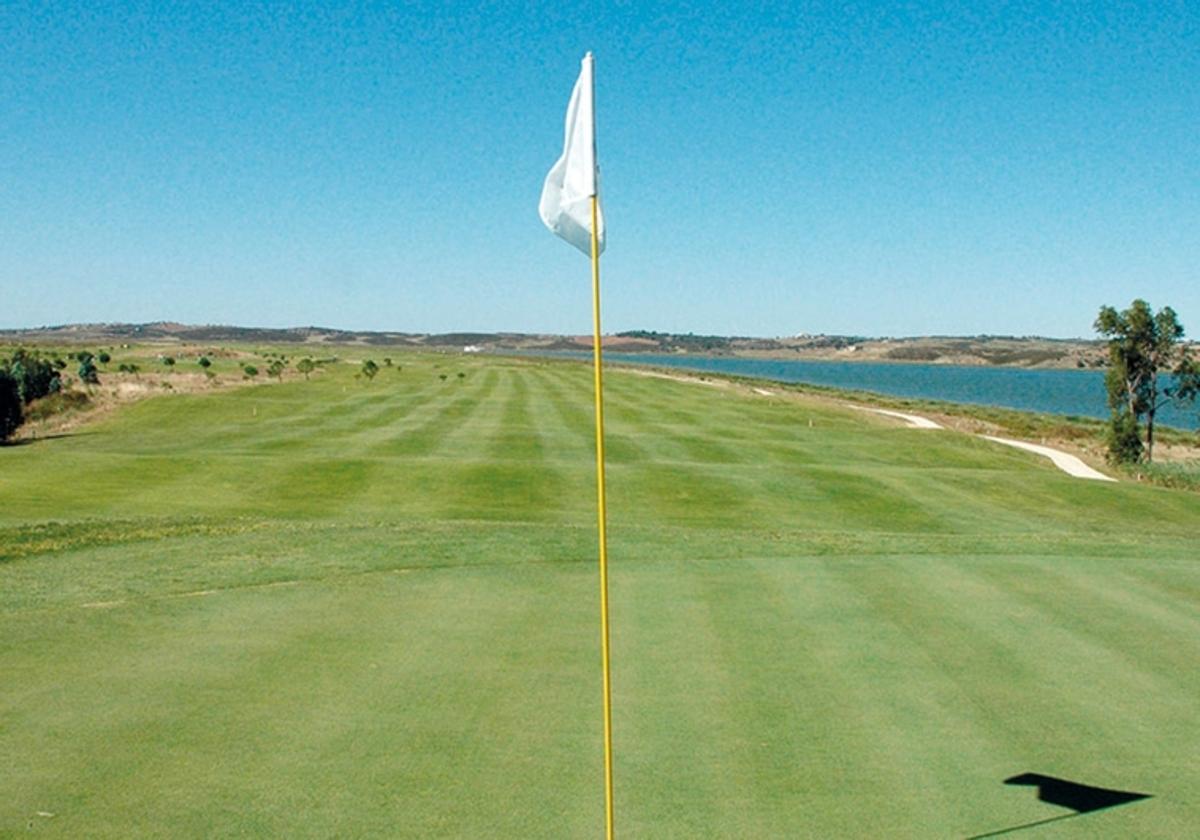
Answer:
967, 773, 1151, 839
2, 431, 92, 446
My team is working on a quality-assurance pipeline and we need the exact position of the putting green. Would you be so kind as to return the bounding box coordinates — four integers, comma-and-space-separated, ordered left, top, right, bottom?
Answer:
2, 354, 1196, 837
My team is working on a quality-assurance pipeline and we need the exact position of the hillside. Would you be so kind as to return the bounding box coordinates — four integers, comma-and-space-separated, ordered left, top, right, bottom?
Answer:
0, 322, 1118, 368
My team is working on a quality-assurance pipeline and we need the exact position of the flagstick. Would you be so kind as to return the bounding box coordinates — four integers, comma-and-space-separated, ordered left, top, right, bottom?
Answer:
589, 192, 615, 840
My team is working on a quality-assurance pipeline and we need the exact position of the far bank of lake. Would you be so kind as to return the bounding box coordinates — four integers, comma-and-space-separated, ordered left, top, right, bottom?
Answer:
583, 353, 1199, 431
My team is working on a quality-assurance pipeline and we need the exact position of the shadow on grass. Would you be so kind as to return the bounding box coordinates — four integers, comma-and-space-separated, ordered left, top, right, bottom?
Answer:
967, 773, 1151, 839
2, 431, 92, 446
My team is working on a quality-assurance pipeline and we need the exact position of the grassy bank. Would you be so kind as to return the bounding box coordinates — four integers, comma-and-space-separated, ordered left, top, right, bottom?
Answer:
2, 352, 1197, 837
601, 358, 1200, 485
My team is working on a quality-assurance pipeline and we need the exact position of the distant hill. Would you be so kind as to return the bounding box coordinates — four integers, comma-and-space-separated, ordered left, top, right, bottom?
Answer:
0, 322, 1117, 369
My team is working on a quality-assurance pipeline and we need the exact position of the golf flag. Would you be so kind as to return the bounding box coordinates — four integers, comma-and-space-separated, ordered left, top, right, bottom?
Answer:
539, 52, 606, 257
541, 53, 616, 840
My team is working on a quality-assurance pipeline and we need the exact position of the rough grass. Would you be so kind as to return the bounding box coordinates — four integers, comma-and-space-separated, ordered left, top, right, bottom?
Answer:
1, 352, 1198, 837
1122, 459, 1200, 491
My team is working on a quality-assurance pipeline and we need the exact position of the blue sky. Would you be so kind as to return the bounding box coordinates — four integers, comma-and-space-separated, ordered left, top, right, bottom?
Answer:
2, 1, 1197, 338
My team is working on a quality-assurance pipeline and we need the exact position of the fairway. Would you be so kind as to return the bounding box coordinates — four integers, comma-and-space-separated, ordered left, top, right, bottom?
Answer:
2, 354, 1197, 838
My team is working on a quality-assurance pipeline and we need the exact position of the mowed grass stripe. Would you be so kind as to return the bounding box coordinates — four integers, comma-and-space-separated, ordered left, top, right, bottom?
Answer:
605, 380, 751, 465
520, 368, 597, 464
841, 556, 1192, 774
539, 364, 650, 463
2, 564, 604, 838
972, 560, 1200, 698
615, 559, 792, 837
368, 368, 501, 458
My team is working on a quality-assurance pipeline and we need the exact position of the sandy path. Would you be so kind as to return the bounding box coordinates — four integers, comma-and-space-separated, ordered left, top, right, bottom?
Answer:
980, 436, 1116, 482
856, 405, 1113, 481
858, 407, 944, 429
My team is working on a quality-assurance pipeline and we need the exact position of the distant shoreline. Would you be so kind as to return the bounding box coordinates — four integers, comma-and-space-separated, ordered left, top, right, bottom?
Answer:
0, 321, 1139, 371
521, 349, 1200, 433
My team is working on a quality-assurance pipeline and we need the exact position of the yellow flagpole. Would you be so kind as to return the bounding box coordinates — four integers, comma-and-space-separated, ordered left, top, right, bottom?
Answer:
589, 192, 615, 840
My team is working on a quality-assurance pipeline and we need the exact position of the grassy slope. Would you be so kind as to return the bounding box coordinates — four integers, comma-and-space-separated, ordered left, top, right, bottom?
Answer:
1, 353, 1197, 838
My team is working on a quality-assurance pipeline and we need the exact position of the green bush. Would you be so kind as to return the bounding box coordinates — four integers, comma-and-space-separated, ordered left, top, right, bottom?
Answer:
1106, 410, 1144, 464
3, 349, 62, 404
0, 371, 21, 442
78, 355, 100, 385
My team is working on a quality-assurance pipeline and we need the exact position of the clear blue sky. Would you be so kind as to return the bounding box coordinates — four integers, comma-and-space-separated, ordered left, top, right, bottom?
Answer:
3, 1, 1197, 338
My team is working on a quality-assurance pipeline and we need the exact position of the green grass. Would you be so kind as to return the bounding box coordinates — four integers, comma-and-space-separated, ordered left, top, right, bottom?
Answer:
2, 352, 1198, 837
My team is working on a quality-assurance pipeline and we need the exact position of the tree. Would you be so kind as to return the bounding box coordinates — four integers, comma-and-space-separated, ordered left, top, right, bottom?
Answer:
97, 351, 111, 365
78, 354, 100, 386
1095, 299, 1197, 463
297, 358, 315, 380
267, 360, 285, 381
198, 356, 212, 370
242, 364, 259, 379
4, 349, 62, 403
162, 356, 176, 368
361, 359, 379, 382
0, 371, 21, 442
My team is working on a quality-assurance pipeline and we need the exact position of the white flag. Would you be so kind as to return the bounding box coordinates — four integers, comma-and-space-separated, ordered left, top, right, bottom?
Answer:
539, 53, 605, 257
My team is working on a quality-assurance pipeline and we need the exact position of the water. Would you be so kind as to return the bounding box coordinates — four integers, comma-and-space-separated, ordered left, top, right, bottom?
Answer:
555, 352, 1199, 430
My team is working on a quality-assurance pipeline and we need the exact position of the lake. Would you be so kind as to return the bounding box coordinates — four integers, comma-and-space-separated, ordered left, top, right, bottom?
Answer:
585, 353, 1200, 431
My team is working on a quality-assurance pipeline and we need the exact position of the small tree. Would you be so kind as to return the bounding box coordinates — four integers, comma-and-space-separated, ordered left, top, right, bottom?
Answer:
297, 358, 315, 380
267, 360, 285, 381
361, 359, 379, 382
97, 351, 111, 365
0, 371, 21, 442
162, 356, 176, 368
78, 353, 100, 386
4, 349, 61, 403
1095, 299, 1197, 462
243, 364, 259, 379
198, 356, 212, 370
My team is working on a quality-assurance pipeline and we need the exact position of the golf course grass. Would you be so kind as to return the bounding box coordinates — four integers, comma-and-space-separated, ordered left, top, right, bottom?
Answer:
2, 352, 1197, 837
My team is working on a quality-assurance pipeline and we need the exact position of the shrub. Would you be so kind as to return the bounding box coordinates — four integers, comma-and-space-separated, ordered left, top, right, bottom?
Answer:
1105, 410, 1143, 464
23, 390, 91, 423
0, 371, 21, 441
78, 355, 100, 385
3, 349, 62, 404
